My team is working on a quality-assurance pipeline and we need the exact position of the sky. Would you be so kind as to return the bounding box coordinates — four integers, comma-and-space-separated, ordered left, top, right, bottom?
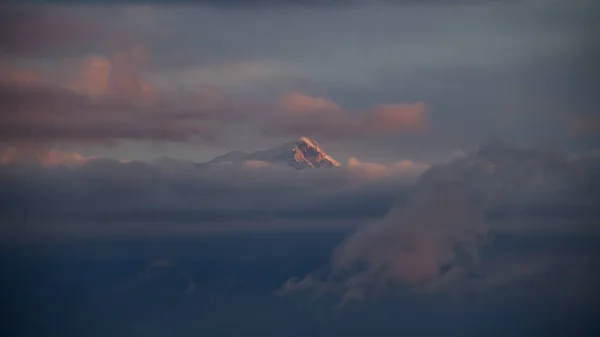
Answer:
1, 1, 600, 336
1, 0, 599, 164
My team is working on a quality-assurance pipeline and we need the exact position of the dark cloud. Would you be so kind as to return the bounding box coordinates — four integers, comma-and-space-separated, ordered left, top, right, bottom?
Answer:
0, 5, 129, 56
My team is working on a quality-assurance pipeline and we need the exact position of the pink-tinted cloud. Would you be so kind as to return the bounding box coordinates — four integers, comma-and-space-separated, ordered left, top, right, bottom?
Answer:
0, 60, 44, 86
68, 46, 156, 103
68, 55, 112, 95
279, 91, 342, 115
266, 92, 429, 140
0, 146, 94, 168
0, 54, 230, 145
363, 103, 429, 133
347, 157, 429, 181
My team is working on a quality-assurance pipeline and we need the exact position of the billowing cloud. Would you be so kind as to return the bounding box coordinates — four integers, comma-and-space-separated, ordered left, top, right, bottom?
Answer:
68, 55, 113, 95
266, 92, 428, 140
279, 142, 600, 303
333, 181, 489, 302
67, 46, 156, 104
362, 103, 429, 133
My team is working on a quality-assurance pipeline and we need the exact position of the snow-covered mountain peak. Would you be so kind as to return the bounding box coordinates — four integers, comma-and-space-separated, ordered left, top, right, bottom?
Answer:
197, 137, 341, 170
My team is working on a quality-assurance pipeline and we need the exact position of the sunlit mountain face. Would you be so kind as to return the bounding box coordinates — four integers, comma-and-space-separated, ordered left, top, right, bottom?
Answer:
1, 0, 600, 336
197, 137, 341, 170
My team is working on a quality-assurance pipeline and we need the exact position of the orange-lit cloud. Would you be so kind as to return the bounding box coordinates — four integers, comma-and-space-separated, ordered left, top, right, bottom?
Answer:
267, 92, 429, 140
363, 103, 429, 133
347, 157, 429, 180
279, 91, 342, 115
68, 55, 112, 95
0, 49, 226, 146
0, 146, 94, 168
68, 46, 156, 103
0, 60, 44, 86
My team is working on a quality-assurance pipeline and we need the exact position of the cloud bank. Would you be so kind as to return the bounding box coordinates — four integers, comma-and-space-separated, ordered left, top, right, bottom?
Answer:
0, 150, 429, 239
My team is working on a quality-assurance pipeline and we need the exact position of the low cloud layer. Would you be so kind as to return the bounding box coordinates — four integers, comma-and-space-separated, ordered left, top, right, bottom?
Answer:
0, 150, 428, 239
0, 146, 97, 168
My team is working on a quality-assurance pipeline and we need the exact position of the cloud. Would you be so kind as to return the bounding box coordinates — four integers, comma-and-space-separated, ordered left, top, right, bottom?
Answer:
241, 160, 275, 169
279, 91, 342, 115
347, 157, 429, 181
266, 92, 429, 140
0, 146, 97, 168
333, 181, 489, 303
68, 55, 113, 95
362, 103, 429, 133
0, 152, 425, 238
0, 60, 45, 86
0, 63, 428, 148
0, 51, 245, 146
0, 5, 123, 56
279, 142, 600, 303
67, 45, 155, 102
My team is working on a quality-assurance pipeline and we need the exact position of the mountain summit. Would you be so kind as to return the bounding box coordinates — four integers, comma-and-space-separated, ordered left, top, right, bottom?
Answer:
197, 137, 341, 170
